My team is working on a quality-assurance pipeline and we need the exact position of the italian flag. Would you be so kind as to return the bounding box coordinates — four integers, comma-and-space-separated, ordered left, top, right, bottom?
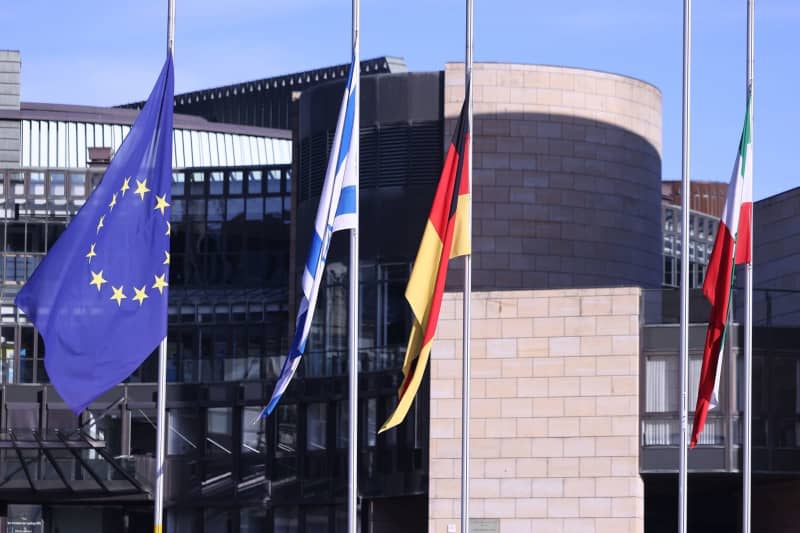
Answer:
691, 96, 753, 448
380, 90, 471, 433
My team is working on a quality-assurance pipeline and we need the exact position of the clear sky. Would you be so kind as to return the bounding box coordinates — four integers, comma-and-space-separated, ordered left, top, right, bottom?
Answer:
0, 0, 797, 200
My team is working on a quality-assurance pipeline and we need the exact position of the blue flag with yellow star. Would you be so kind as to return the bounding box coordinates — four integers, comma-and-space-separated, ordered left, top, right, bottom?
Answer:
16, 56, 174, 414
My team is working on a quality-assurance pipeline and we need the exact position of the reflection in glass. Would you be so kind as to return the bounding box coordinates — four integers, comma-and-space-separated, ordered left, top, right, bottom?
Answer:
209, 172, 223, 195
240, 507, 267, 533
206, 407, 233, 455
247, 170, 262, 194
229, 171, 243, 195
306, 403, 327, 451
336, 401, 348, 449
189, 172, 204, 196
226, 198, 244, 221
69, 174, 86, 198
203, 508, 231, 533
306, 507, 329, 533
267, 170, 282, 193
246, 197, 263, 221
273, 507, 298, 533
366, 398, 377, 447
276, 405, 297, 456
242, 407, 266, 453
171, 172, 184, 196
168, 410, 200, 455
50, 173, 65, 197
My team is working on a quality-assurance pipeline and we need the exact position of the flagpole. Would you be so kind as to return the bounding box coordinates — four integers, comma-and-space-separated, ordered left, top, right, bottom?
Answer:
460, 0, 473, 531
153, 2, 174, 533
743, 2, 754, 532
679, 1, 691, 533
348, 0, 360, 530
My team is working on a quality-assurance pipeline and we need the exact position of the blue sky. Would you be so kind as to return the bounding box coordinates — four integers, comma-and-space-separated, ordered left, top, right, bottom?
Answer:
0, 0, 797, 200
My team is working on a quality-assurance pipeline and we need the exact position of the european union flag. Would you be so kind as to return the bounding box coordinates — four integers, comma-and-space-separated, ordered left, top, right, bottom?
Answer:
16, 56, 174, 414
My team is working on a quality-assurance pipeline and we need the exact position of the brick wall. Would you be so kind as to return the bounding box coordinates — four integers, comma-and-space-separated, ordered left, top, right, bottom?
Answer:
429, 288, 643, 533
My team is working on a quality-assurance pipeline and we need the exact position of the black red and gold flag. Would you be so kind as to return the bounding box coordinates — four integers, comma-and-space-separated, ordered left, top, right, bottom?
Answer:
380, 92, 471, 432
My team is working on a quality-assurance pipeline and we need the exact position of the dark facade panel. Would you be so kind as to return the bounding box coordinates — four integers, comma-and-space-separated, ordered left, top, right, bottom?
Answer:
149, 57, 405, 131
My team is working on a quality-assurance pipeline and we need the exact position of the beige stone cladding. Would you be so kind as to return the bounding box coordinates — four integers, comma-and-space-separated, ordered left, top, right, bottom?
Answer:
429, 288, 642, 533
442, 62, 663, 291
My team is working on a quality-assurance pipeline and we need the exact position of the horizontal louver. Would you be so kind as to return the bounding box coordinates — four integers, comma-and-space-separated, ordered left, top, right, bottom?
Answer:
297, 120, 442, 200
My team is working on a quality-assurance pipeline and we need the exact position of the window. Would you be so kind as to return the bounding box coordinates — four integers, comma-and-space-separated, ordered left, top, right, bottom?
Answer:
645, 356, 678, 412
240, 507, 267, 533
209, 172, 223, 195
228, 171, 243, 195
242, 407, 266, 453
267, 170, 282, 193
168, 410, 200, 455
306, 403, 327, 451
273, 507, 298, 533
275, 405, 297, 456
365, 398, 377, 447
189, 172, 204, 196
206, 407, 233, 455
247, 170, 262, 195
70, 174, 86, 198
30, 172, 45, 198
306, 507, 329, 533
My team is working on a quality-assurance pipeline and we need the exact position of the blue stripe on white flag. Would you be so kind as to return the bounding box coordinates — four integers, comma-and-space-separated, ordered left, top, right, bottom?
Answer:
259, 56, 358, 419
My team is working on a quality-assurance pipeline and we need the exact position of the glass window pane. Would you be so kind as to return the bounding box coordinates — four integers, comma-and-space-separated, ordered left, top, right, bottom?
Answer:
240, 507, 267, 533
226, 198, 244, 221
6, 223, 25, 252
208, 199, 224, 222
172, 172, 185, 197
26, 223, 45, 253
30, 172, 45, 197
306, 403, 327, 451
306, 507, 329, 533
50, 172, 65, 198
276, 404, 296, 456
267, 170, 282, 193
209, 172, 223, 195
203, 508, 231, 533
189, 172, 204, 196
265, 197, 281, 220
69, 173, 86, 197
273, 507, 298, 533
206, 407, 233, 455
246, 198, 263, 221
168, 410, 200, 455
228, 171, 243, 195
242, 407, 266, 453
247, 170, 262, 195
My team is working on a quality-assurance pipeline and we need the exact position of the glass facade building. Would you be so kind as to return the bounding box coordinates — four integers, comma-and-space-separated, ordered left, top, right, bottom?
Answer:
661, 202, 720, 288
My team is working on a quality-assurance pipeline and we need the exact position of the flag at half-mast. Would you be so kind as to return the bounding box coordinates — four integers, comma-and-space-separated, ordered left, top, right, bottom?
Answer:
260, 54, 358, 417
380, 90, 471, 432
691, 95, 753, 447
15, 56, 174, 414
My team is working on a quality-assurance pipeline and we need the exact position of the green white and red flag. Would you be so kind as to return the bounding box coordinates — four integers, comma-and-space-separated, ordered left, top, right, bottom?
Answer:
690, 96, 753, 448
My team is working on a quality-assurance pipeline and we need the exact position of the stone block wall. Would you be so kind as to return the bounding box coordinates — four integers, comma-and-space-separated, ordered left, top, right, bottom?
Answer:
0, 50, 21, 168
444, 63, 663, 291
429, 288, 643, 533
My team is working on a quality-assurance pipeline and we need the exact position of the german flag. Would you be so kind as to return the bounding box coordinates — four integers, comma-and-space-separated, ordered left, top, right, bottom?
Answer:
380, 93, 471, 433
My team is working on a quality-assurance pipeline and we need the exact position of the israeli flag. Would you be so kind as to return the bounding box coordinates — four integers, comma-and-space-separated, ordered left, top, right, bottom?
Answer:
260, 57, 358, 417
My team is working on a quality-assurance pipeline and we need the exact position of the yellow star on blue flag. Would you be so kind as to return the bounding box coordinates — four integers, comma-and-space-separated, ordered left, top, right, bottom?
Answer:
15, 56, 174, 414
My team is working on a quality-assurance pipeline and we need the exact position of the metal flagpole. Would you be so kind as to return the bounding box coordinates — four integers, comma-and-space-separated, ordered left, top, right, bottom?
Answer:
461, 0, 473, 531
348, 0, 360, 530
153, 2, 175, 532
743, 2, 754, 532
679, 1, 691, 533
